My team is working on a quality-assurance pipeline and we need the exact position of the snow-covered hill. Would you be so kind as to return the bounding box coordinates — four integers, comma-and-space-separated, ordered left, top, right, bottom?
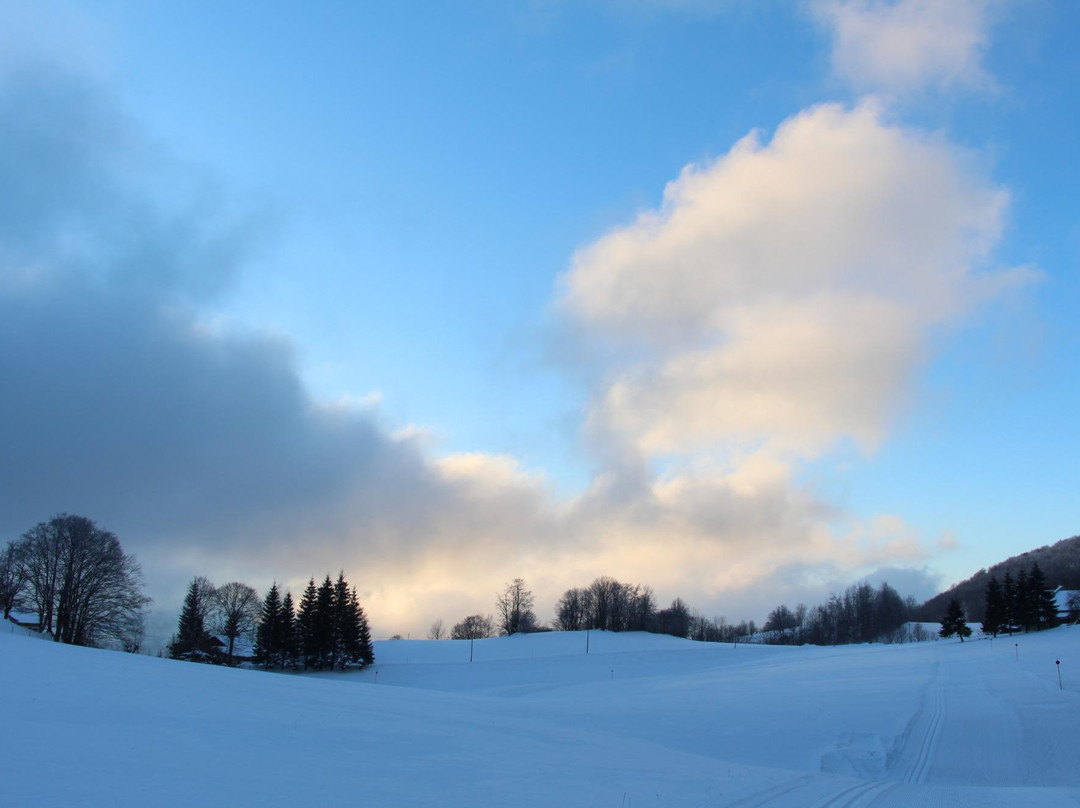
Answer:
3, 624, 1079, 806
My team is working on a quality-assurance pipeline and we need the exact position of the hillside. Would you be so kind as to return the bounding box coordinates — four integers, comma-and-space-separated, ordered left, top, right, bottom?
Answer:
3, 622, 1080, 805
915, 534, 1080, 623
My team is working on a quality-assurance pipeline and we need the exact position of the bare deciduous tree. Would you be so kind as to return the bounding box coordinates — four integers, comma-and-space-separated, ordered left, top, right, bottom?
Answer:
554, 578, 657, 633
553, 587, 587, 631
16, 514, 150, 647
213, 581, 260, 666
496, 577, 536, 635
450, 614, 495, 640
655, 598, 691, 637
0, 541, 28, 620
428, 619, 445, 640
764, 604, 799, 643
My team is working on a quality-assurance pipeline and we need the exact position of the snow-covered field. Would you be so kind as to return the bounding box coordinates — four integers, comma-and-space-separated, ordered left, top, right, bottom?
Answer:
3, 624, 1078, 806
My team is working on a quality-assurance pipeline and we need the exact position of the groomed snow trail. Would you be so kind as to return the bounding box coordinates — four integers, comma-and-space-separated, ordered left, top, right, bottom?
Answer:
734, 636, 1080, 807
894, 657, 948, 786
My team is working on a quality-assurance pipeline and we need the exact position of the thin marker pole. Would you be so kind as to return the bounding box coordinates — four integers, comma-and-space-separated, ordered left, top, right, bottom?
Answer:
1057, 660, 1063, 690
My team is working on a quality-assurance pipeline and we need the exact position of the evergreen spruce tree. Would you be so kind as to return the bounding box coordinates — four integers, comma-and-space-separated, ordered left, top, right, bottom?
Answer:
332, 572, 356, 669
982, 577, 1006, 637
315, 574, 335, 669
1002, 570, 1017, 633
171, 577, 213, 661
1030, 563, 1058, 630
255, 583, 282, 669
1017, 568, 1035, 631
353, 586, 375, 667
297, 578, 320, 669
939, 598, 972, 641
280, 590, 298, 669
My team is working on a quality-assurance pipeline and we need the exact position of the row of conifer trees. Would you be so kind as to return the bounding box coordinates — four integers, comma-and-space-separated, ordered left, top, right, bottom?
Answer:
170, 572, 373, 670
982, 562, 1059, 635
255, 574, 374, 670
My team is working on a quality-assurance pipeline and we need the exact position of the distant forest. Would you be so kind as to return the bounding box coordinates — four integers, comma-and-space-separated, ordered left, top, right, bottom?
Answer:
912, 534, 1080, 624
450, 576, 925, 648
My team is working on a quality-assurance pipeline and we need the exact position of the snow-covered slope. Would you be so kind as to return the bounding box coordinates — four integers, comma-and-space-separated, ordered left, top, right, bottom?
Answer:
2, 625, 1079, 806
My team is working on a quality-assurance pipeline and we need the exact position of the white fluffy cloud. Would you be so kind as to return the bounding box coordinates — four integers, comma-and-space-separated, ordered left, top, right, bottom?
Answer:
561, 100, 1028, 460
812, 0, 997, 94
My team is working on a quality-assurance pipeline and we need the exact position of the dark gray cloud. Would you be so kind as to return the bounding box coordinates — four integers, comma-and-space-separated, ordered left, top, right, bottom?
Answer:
3, 282, 369, 540
864, 566, 943, 604
0, 68, 254, 302
0, 66, 436, 557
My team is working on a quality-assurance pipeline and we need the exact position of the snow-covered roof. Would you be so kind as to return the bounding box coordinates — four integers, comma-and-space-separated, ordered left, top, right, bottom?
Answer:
1055, 589, 1079, 615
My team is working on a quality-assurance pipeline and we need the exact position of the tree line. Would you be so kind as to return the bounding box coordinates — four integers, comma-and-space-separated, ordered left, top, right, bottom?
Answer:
760, 582, 914, 646
438, 576, 762, 645
0, 514, 150, 650
934, 562, 1064, 643
438, 577, 921, 647
169, 571, 374, 670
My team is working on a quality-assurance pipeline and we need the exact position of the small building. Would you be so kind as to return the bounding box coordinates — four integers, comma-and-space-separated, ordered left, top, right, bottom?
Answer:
1053, 588, 1080, 623
5, 612, 43, 633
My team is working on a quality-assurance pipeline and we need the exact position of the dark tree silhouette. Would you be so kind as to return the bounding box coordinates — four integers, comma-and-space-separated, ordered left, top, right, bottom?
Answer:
1002, 570, 1017, 631
939, 598, 972, 641
171, 576, 217, 661
0, 541, 27, 620
553, 588, 588, 631
280, 590, 299, 668
982, 577, 1006, 637
451, 614, 495, 640
764, 603, 799, 643
17, 514, 149, 647
798, 582, 912, 646
656, 598, 692, 638
496, 578, 537, 635
1030, 563, 1058, 631
213, 581, 260, 666
255, 583, 283, 669
289, 572, 373, 670
351, 585, 374, 667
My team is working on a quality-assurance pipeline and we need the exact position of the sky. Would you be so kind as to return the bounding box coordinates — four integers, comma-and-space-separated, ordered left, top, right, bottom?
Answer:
1, 0, 1077, 642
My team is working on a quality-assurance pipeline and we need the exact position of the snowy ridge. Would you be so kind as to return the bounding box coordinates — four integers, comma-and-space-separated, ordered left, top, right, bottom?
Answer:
3, 624, 1080, 806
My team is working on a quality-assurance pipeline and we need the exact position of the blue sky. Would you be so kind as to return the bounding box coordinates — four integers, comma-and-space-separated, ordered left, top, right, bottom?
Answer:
1, 0, 1077, 638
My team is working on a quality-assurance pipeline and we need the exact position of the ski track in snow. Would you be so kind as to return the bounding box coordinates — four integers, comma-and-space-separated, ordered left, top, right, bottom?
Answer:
3, 625, 1080, 806
741, 640, 1080, 807
897, 658, 947, 786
